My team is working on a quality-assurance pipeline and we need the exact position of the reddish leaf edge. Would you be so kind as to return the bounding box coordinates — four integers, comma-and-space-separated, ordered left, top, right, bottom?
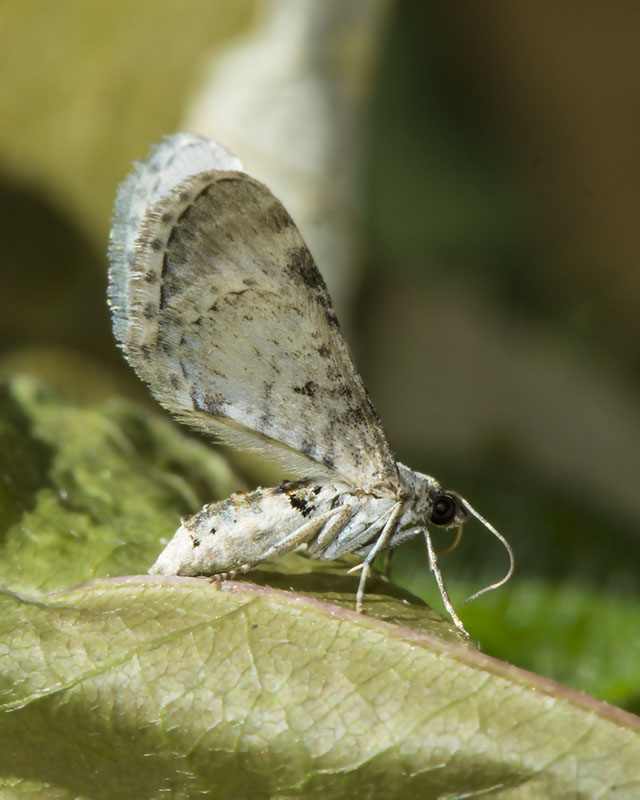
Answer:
14, 574, 640, 733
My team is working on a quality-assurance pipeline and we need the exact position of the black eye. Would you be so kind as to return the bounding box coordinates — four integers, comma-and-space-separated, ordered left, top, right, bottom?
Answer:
430, 493, 458, 526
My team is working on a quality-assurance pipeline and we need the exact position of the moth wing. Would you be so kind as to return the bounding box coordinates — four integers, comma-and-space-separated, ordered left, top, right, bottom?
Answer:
109, 133, 243, 345
108, 135, 399, 493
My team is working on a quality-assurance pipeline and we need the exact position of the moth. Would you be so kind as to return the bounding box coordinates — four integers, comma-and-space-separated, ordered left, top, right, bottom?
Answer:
108, 133, 513, 638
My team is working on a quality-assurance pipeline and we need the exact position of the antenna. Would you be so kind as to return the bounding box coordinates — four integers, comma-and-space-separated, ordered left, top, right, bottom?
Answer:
460, 499, 515, 605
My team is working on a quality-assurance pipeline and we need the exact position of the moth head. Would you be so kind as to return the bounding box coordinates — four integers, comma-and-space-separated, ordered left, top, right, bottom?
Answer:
426, 489, 469, 529
424, 482, 515, 605
398, 465, 515, 630
422, 482, 515, 639
397, 465, 469, 529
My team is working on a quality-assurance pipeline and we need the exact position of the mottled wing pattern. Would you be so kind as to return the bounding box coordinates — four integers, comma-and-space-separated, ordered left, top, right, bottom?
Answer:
109, 134, 243, 345
108, 135, 399, 493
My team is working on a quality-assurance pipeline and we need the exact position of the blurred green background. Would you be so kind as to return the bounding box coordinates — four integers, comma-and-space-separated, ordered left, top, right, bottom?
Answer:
1, 1, 639, 710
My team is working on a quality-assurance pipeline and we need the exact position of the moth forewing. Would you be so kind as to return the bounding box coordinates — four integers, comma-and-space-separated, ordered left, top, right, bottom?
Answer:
111, 161, 399, 493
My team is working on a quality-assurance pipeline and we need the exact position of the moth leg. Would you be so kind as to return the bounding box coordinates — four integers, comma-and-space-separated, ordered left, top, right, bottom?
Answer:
425, 529, 470, 640
207, 570, 236, 586
309, 506, 353, 552
233, 508, 348, 574
355, 502, 404, 613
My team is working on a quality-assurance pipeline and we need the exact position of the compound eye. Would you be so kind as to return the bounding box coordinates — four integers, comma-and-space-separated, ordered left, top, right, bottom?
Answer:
430, 493, 458, 526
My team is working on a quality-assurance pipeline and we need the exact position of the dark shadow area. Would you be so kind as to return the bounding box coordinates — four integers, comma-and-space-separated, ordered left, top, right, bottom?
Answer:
0, 174, 117, 363
0, 382, 55, 533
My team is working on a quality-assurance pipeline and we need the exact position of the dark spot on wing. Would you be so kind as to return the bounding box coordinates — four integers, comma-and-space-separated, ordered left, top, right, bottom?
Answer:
151, 238, 163, 252
170, 375, 180, 390
259, 411, 273, 429
293, 380, 316, 398
180, 360, 189, 378
167, 225, 181, 247
301, 439, 314, 457
189, 534, 201, 548
277, 479, 317, 519
325, 310, 339, 328
287, 246, 326, 292
140, 344, 152, 360
205, 393, 226, 416
159, 283, 169, 311
325, 364, 340, 382
192, 392, 227, 417
161, 211, 173, 224
143, 303, 155, 320
161, 252, 170, 280
145, 270, 158, 283
322, 454, 335, 470
318, 344, 330, 358
347, 405, 366, 426
223, 289, 249, 307
288, 492, 313, 518
269, 204, 295, 233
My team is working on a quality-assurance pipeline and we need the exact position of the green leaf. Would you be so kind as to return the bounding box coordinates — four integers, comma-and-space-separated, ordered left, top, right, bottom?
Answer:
2, 578, 640, 799
1, 374, 640, 798
0, 375, 240, 594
